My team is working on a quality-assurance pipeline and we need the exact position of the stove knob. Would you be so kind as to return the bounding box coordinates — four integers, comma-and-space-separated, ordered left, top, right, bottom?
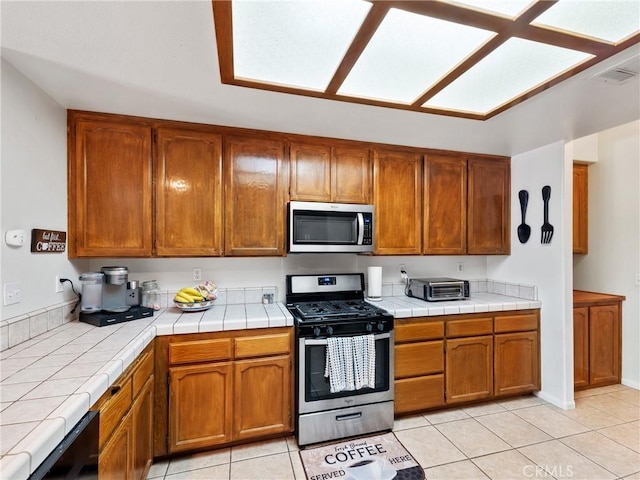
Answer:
377, 322, 385, 332
313, 326, 321, 337
326, 326, 334, 336
366, 323, 374, 333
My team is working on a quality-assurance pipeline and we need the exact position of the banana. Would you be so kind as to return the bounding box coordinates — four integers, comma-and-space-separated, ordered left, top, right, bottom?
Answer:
181, 287, 203, 297
175, 291, 195, 303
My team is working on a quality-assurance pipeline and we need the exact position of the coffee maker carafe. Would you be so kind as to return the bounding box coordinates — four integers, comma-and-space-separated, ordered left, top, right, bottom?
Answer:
100, 266, 130, 312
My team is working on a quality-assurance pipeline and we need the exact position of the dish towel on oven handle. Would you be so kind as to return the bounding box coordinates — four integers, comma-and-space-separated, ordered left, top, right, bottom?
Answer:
324, 335, 376, 393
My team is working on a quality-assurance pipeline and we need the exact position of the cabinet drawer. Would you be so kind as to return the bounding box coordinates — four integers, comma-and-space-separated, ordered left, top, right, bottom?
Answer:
395, 374, 444, 415
235, 332, 291, 359
132, 349, 154, 397
446, 318, 493, 337
495, 314, 538, 333
99, 376, 133, 449
395, 321, 444, 343
169, 338, 232, 365
395, 341, 443, 379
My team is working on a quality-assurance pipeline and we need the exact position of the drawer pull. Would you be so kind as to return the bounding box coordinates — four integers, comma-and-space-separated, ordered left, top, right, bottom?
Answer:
110, 385, 121, 395
336, 412, 362, 421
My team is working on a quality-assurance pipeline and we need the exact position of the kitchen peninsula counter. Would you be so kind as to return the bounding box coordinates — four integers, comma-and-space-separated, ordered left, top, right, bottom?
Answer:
0, 291, 540, 479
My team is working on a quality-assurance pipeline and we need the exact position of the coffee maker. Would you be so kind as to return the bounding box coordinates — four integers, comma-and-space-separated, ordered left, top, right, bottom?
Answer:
79, 266, 154, 327
100, 266, 130, 312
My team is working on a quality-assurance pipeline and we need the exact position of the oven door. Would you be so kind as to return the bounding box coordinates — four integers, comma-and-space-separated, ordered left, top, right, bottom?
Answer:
298, 332, 394, 414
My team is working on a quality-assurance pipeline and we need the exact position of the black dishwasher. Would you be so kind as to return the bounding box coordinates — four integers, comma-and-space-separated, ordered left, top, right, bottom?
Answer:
29, 410, 99, 480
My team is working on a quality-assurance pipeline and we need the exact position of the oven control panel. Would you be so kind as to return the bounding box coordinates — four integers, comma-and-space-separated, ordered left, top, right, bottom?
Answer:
298, 317, 393, 338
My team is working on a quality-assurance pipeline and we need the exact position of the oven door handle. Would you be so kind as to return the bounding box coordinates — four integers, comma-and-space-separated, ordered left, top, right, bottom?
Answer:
304, 332, 390, 345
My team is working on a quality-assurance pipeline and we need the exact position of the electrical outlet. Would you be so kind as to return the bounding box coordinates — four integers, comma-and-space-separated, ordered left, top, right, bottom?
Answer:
3, 282, 21, 306
55, 275, 64, 293
457, 262, 464, 273
635, 274, 640, 286
193, 268, 202, 282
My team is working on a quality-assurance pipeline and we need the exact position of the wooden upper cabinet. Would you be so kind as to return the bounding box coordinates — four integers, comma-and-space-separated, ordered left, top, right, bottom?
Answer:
289, 142, 332, 202
224, 135, 287, 256
467, 156, 510, 255
289, 142, 371, 204
331, 146, 371, 204
423, 155, 467, 254
70, 119, 153, 257
155, 128, 223, 256
573, 163, 588, 254
373, 149, 422, 255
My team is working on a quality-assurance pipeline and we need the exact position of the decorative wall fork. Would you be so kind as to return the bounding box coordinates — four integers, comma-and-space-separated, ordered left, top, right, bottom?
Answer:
541, 185, 554, 244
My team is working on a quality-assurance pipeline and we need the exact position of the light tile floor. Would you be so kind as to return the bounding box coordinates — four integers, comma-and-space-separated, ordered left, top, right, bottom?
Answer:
147, 385, 639, 480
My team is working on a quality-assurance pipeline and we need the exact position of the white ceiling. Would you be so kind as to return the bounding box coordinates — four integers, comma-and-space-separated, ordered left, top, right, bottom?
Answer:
2, 0, 639, 156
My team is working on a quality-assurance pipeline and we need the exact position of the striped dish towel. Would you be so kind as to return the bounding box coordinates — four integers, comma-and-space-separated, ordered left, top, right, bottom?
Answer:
324, 335, 376, 393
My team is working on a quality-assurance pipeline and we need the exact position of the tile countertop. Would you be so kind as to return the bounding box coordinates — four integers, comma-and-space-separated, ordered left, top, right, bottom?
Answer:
0, 293, 540, 479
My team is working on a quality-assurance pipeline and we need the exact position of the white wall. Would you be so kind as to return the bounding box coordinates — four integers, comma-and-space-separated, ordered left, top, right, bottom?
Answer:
573, 120, 640, 389
88, 255, 488, 303
1, 59, 88, 321
487, 141, 574, 409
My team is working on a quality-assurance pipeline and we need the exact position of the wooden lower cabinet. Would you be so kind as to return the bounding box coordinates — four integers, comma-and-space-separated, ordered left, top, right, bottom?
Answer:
394, 311, 539, 415
573, 291, 624, 390
446, 335, 493, 404
156, 328, 294, 456
99, 415, 132, 480
234, 356, 291, 440
494, 331, 539, 396
96, 343, 154, 480
169, 363, 233, 452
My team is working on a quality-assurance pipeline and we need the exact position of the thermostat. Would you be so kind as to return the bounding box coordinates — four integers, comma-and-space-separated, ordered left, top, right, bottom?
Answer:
5, 230, 26, 247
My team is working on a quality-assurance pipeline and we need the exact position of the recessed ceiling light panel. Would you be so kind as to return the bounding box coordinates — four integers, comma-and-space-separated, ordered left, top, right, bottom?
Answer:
337, 8, 496, 103
424, 37, 594, 114
232, 0, 371, 91
532, 0, 640, 44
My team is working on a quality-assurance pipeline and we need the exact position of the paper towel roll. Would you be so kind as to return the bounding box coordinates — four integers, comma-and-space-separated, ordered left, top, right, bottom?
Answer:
367, 266, 382, 301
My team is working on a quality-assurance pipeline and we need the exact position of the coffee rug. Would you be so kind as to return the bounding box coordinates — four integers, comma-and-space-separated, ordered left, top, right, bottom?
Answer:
299, 432, 424, 480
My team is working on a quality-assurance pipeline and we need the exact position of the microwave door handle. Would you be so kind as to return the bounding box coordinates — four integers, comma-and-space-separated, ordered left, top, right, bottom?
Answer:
356, 213, 365, 245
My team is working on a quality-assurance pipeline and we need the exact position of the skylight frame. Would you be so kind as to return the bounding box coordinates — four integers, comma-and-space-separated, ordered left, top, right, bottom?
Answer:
212, 0, 640, 121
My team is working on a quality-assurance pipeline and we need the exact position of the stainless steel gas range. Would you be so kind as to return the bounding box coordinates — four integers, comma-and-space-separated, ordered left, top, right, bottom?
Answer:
286, 273, 394, 446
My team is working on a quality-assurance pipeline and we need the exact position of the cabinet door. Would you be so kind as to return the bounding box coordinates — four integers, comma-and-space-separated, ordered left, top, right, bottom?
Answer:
332, 147, 371, 204
589, 304, 620, 386
71, 120, 152, 257
99, 414, 132, 480
494, 332, 539, 397
155, 128, 223, 256
467, 157, 510, 254
573, 307, 589, 389
289, 142, 331, 202
573, 164, 588, 254
445, 336, 493, 404
131, 376, 154, 480
224, 135, 286, 256
233, 356, 292, 441
373, 149, 422, 254
169, 363, 233, 452
423, 155, 467, 254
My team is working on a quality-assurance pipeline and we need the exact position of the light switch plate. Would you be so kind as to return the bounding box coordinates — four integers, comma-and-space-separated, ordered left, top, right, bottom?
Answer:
3, 282, 21, 306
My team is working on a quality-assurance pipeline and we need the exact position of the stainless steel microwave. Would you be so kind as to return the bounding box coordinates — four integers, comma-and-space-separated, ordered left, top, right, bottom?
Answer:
288, 201, 374, 253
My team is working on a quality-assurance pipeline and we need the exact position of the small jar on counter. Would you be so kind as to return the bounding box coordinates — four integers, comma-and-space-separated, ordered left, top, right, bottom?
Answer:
142, 280, 161, 310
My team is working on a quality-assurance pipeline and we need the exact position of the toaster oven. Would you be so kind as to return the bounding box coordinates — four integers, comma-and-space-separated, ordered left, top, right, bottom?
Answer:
407, 278, 470, 302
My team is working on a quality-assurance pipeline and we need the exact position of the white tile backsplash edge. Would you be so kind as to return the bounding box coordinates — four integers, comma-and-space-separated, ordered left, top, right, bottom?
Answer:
380, 279, 538, 301
1, 300, 79, 353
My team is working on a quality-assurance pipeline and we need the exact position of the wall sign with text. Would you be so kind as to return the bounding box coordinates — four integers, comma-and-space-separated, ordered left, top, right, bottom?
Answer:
31, 229, 67, 253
